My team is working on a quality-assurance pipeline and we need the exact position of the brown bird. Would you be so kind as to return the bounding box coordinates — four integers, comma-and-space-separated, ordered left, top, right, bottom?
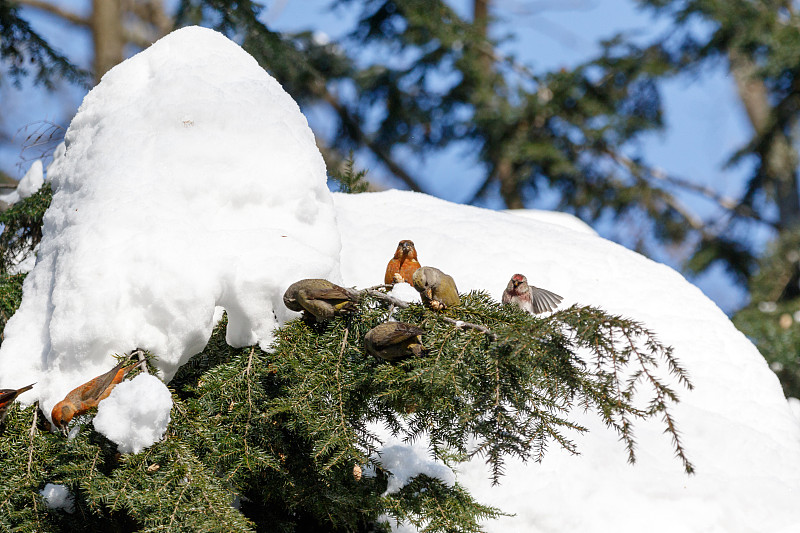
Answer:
502, 273, 562, 314
364, 322, 428, 362
51, 359, 138, 432
283, 279, 359, 321
384, 240, 422, 284
412, 266, 461, 310
0, 383, 35, 423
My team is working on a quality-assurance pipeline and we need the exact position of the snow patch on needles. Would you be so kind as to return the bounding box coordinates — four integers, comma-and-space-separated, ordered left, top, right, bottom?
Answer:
40, 483, 74, 513
371, 443, 455, 495
93, 374, 172, 454
0, 26, 340, 419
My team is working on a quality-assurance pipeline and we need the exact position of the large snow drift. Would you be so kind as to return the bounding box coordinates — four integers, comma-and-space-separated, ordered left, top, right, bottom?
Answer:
0, 25, 797, 532
335, 190, 800, 533
0, 26, 340, 417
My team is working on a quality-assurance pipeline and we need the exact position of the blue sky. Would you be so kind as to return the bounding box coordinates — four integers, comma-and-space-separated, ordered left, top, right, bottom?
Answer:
1, 0, 765, 313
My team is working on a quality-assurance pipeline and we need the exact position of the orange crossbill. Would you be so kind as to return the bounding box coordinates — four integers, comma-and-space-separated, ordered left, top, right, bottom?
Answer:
384, 240, 422, 284
364, 322, 428, 362
0, 383, 35, 422
283, 279, 359, 321
51, 359, 138, 432
502, 273, 562, 314
412, 266, 460, 310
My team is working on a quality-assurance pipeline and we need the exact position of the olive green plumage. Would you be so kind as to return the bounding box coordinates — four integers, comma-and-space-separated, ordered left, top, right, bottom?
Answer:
364, 322, 427, 362
412, 266, 460, 310
283, 279, 359, 321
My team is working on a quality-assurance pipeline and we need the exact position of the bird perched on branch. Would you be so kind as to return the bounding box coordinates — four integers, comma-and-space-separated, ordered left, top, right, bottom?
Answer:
412, 266, 460, 310
365, 322, 428, 362
51, 358, 139, 432
0, 383, 35, 423
502, 273, 562, 314
384, 240, 422, 284
283, 279, 359, 321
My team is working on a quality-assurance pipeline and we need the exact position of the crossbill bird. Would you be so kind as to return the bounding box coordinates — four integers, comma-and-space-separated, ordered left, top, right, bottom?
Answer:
51, 359, 138, 432
502, 273, 562, 314
0, 383, 35, 422
412, 266, 461, 310
364, 322, 428, 362
384, 240, 422, 284
283, 279, 359, 321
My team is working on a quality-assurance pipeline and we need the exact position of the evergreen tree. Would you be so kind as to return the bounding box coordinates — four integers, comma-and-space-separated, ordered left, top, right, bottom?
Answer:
0, 178, 693, 531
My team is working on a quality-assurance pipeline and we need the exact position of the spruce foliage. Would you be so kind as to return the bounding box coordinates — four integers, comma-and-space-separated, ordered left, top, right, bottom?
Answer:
0, 281, 692, 531
0, 157, 693, 531
0, 184, 52, 274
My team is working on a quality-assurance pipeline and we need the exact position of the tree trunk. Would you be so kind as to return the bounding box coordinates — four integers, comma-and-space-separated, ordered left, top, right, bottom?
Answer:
473, 0, 523, 208
729, 50, 800, 229
91, 0, 125, 83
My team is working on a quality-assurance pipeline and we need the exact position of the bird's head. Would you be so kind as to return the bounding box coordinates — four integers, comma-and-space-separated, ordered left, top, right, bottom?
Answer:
509, 273, 528, 291
51, 402, 74, 434
395, 240, 417, 259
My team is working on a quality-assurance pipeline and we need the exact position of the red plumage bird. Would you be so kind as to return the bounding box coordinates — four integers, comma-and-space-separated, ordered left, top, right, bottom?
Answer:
0, 383, 35, 422
51, 359, 139, 432
384, 240, 421, 284
502, 273, 562, 314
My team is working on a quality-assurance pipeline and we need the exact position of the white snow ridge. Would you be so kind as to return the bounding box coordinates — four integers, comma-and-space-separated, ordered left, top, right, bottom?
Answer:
0, 25, 798, 533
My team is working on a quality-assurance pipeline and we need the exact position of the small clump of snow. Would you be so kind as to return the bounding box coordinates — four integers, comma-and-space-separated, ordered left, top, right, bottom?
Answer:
0, 26, 341, 420
371, 442, 456, 495
93, 373, 172, 454
40, 483, 74, 513
0, 160, 44, 205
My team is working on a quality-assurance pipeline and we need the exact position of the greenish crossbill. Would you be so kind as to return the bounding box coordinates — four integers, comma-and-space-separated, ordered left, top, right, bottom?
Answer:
283, 279, 359, 321
364, 322, 428, 362
412, 266, 461, 310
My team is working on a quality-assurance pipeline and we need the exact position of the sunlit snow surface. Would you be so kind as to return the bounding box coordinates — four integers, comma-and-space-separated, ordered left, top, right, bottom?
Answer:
0, 26, 797, 532
0, 26, 340, 420
335, 190, 800, 533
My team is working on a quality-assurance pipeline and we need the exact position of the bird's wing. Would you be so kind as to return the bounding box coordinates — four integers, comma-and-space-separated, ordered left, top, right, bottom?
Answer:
385, 259, 400, 284
82, 359, 130, 401
530, 287, 563, 314
374, 323, 425, 347
303, 286, 356, 302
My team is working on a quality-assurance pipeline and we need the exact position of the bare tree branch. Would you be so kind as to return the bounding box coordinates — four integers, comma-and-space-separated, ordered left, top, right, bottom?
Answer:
17, 0, 90, 27
604, 148, 779, 229
319, 89, 425, 193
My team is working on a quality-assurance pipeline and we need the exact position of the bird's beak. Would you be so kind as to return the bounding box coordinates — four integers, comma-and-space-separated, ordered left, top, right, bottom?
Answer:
401, 243, 411, 253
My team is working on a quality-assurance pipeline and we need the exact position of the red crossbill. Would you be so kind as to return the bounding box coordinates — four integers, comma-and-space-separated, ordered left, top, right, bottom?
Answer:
384, 240, 422, 284
502, 273, 562, 314
51, 359, 138, 432
0, 383, 35, 422
364, 322, 428, 362
283, 279, 359, 321
412, 266, 460, 310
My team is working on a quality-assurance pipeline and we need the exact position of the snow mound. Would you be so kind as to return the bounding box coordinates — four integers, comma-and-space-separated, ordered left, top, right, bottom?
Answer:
335, 190, 800, 533
93, 373, 172, 454
0, 159, 44, 205
40, 483, 74, 513
0, 26, 340, 418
